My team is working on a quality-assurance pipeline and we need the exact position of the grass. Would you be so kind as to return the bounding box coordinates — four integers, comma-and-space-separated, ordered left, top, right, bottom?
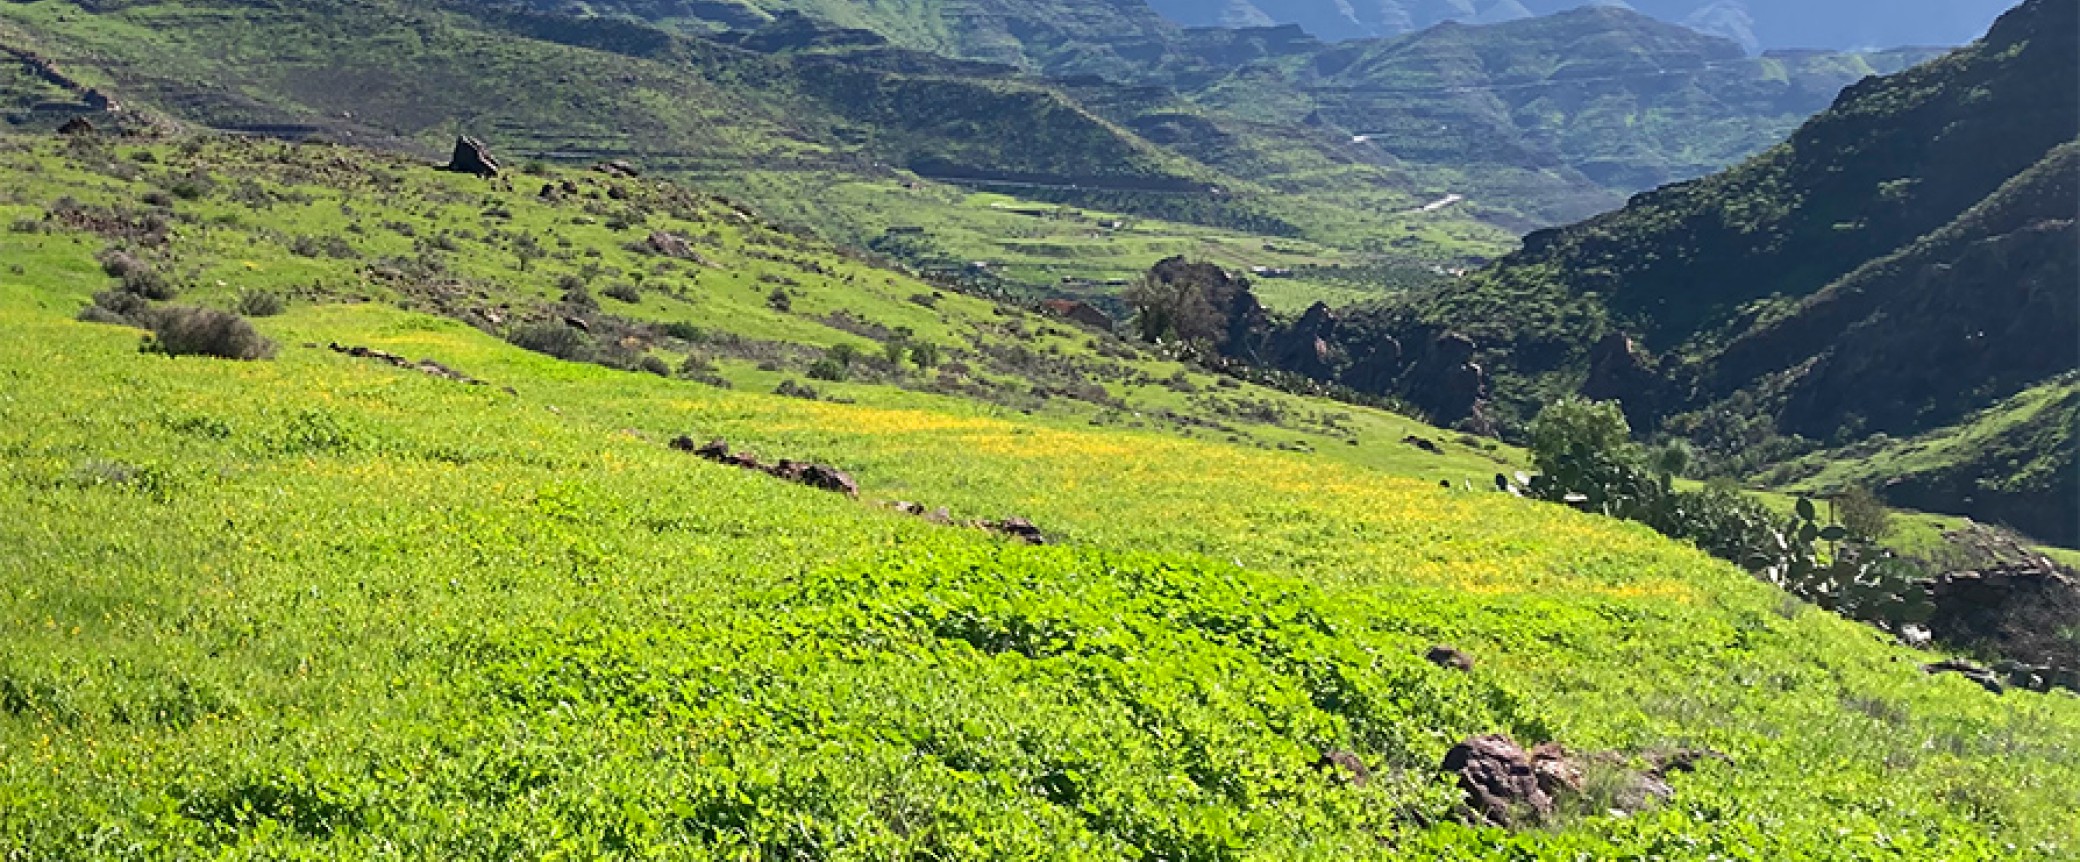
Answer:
2, 130, 2079, 858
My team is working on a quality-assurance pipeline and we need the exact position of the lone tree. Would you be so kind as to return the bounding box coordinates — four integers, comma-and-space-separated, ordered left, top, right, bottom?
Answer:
1122, 257, 1262, 352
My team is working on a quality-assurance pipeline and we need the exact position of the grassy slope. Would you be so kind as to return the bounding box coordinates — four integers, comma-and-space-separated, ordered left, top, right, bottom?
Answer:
2, 134, 2080, 858
0, 0, 1514, 303
0, 132, 1515, 478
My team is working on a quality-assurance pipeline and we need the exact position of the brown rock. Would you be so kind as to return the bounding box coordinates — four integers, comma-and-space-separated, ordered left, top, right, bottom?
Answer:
982, 518, 1049, 545
1442, 734, 1554, 827
440, 136, 501, 178
798, 464, 859, 497
1426, 645, 1474, 672
1922, 658, 2006, 694
1312, 750, 1372, 787
646, 231, 695, 259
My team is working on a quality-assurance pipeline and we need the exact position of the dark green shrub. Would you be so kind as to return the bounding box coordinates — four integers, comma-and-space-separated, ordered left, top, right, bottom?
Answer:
766, 288, 792, 312
663, 321, 704, 342
234, 291, 285, 317
807, 357, 848, 382
80, 289, 153, 327
1834, 485, 1893, 542
144, 307, 275, 360
603, 282, 642, 304
637, 355, 671, 377
509, 322, 592, 362
910, 341, 942, 370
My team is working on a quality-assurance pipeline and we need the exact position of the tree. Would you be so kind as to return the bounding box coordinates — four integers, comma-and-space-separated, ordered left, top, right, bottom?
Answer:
1122, 271, 1221, 346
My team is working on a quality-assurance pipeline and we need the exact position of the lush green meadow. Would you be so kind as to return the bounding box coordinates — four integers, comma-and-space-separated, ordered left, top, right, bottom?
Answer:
1, 133, 2078, 859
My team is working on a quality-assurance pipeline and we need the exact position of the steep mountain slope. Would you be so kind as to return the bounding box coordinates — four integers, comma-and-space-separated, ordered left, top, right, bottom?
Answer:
5, 127, 2080, 860
1250, 0, 2077, 540
1149, 0, 2015, 52
1154, 7, 1942, 224
494, 0, 1182, 76
0, 0, 1379, 245
411, 0, 1942, 232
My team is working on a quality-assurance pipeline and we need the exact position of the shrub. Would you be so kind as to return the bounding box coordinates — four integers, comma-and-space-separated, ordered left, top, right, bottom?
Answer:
144, 307, 275, 360
766, 288, 792, 312
1834, 485, 1893, 542
637, 355, 671, 377
807, 357, 849, 382
603, 282, 642, 304
909, 341, 942, 370
234, 291, 285, 318
677, 353, 731, 388
509, 322, 592, 362
80, 289, 153, 326
561, 282, 597, 311
774, 379, 819, 400
663, 321, 705, 342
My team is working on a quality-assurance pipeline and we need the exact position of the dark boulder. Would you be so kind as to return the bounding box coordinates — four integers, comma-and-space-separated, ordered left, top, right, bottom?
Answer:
982, 518, 1049, 545
440, 136, 501, 178
1579, 332, 1661, 426
1923, 561, 2080, 683
1921, 658, 2006, 694
1341, 335, 1405, 394
1441, 735, 1563, 827
1266, 302, 1340, 380
1426, 645, 1474, 671
1404, 332, 1494, 435
1311, 750, 1372, 787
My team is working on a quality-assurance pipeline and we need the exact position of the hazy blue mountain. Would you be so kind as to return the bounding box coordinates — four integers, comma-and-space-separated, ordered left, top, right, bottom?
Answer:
1144, 0, 2016, 51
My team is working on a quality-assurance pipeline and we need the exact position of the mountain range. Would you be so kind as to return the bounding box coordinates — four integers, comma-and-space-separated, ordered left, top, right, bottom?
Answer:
0, 0, 1934, 247
1237, 0, 2078, 542
1146, 0, 2017, 52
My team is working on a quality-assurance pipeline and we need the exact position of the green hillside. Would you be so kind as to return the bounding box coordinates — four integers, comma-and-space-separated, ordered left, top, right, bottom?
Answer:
4, 127, 2080, 859
0, 0, 1524, 301
1242, 0, 2077, 541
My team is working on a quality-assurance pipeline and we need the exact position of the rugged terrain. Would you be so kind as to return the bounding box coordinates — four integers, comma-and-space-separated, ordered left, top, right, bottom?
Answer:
1, 123, 2078, 860
1147, 0, 2014, 52
1228, 0, 2077, 543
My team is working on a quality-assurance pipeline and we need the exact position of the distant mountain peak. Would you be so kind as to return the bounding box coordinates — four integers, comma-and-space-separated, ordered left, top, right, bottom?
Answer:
1144, 0, 2014, 51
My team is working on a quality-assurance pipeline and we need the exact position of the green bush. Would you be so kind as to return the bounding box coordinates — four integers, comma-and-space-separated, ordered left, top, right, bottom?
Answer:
143, 307, 275, 360
508, 322, 592, 362
234, 291, 285, 317
1834, 485, 1893, 542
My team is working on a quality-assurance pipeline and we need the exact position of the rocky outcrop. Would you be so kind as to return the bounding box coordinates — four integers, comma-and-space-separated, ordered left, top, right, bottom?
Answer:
1579, 332, 1660, 426
1266, 301, 1339, 380
1920, 561, 2080, 688
1441, 735, 1577, 827
1439, 735, 1726, 828
328, 343, 484, 385
440, 137, 501, 178
671, 437, 859, 497
1402, 332, 1493, 434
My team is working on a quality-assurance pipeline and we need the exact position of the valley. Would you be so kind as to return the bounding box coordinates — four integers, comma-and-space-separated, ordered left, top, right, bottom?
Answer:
0, 0, 2075, 857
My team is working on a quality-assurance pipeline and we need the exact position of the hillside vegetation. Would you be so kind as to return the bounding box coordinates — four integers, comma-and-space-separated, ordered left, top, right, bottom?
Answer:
0, 0, 1944, 286
3, 128, 2080, 858
1251, 0, 2077, 542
